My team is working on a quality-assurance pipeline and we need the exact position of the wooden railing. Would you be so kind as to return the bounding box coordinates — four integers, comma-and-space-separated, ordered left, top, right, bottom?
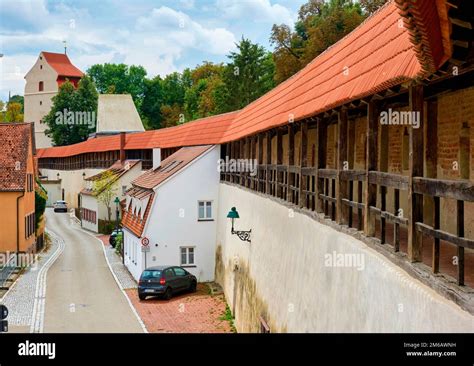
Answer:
340, 170, 366, 231
368, 172, 409, 251
413, 177, 474, 285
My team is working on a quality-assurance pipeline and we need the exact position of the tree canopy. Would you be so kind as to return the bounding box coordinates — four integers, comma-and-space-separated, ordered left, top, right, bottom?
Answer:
43, 76, 98, 146
270, 0, 387, 84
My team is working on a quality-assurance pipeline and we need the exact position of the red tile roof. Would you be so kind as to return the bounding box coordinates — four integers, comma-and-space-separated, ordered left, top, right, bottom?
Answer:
121, 145, 213, 237
42, 52, 83, 78
81, 159, 141, 196
0, 123, 32, 191
395, 0, 451, 73
133, 145, 213, 189
121, 188, 154, 238
37, 1, 448, 159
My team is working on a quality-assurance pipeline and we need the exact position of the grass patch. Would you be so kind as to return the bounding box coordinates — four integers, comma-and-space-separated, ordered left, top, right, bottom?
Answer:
219, 304, 237, 333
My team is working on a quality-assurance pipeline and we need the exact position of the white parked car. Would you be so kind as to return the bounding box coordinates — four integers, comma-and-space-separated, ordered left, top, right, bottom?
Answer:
53, 200, 68, 213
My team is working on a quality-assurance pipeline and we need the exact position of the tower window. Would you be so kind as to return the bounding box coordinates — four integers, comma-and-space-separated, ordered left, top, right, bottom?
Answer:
39, 81, 44, 92
40, 101, 42, 106
40, 65, 43, 69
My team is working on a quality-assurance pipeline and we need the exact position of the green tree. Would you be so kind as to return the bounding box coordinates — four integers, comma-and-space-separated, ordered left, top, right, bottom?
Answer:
9, 95, 24, 111
270, 0, 378, 84
141, 75, 164, 130
224, 37, 275, 110
43, 76, 98, 146
87, 63, 147, 109
4, 102, 24, 122
92, 170, 118, 222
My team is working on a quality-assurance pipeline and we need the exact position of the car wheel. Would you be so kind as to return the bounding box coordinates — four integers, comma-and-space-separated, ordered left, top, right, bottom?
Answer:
189, 281, 197, 293
138, 294, 146, 301
163, 287, 172, 300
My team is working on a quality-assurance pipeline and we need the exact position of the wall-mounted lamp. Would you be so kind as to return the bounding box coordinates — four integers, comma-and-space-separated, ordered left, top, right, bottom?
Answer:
56, 173, 60, 180
82, 172, 86, 179
227, 207, 251, 243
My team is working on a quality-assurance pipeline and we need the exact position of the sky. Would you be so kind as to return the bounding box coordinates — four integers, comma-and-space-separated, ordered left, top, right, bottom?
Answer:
0, 0, 307, 101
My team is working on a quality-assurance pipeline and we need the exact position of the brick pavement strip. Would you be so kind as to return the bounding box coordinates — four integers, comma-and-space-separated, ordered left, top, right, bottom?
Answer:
95, 234, 233, 333
125, 285, 233, 333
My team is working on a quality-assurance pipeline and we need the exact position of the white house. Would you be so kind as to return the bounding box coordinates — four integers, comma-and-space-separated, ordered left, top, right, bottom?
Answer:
80, 159, 142, 232
121, 145, 220, 282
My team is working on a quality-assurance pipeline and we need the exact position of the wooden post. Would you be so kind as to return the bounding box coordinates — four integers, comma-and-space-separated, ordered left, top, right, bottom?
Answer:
258, 133, 264, 192
266, 131, 272, 194
364, 101, 379, 237
287, 124, 295, 203
276, 128, 283, 199
239, 139, 245, 186
250, 136, 256, 190
432, 196, 440, 272
300, 122, 308, 208
408, 84, 424, 262
426, 99, 439, 271
457, 200, 464, 285
336, 108, 348, 224
394, 189, 400, 252
316, 118, 327, 212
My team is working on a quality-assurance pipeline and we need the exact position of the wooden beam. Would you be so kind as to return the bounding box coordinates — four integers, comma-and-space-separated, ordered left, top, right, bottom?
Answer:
287, 124, 295, 203
266, 131, 272, 194
276, 128, 283, 198
316, 119, 327, 212
364, 101, 379, 236
300, 122, 308, 208
408, 84, 424, 262
336, 108, 348, 224
457, 200, 465, 285
258, 133, 264, 192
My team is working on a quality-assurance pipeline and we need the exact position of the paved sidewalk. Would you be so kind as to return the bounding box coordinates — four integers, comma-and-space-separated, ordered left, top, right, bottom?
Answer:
97, 234, 232, 333
0, 230, 60, 327
97, 235, 137, 289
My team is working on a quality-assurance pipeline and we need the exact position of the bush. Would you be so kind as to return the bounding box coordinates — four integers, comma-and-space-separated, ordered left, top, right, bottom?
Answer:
98, 219, 116, 235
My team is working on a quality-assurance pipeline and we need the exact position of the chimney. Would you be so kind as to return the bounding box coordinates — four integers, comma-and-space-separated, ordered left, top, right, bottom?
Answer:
120, 132, 126, 163
152, 148, 161, 170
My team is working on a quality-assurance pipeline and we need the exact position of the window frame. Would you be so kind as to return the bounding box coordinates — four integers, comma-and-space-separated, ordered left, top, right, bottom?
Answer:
180, 246, 196, 267
197, 200, 213, 221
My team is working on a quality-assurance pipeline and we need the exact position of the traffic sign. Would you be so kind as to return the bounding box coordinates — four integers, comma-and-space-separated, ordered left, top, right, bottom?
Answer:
0, 304, 8, 320
141, 246, 150, 253
141, 237, 150, 247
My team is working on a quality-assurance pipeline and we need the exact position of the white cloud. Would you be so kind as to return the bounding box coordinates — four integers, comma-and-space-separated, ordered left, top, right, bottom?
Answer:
215, 0, 295, 25
136, 6, 236, 55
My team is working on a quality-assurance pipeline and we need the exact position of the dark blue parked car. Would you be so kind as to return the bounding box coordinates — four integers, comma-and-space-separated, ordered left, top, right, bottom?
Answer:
138, 266, 197, 301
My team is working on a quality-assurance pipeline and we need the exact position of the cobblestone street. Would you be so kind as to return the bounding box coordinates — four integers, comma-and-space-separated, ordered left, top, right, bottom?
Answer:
0, 230, 61, 331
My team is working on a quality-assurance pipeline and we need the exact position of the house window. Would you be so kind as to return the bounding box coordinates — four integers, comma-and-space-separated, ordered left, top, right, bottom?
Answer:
26, 174, 33, 192
40, 101, 42, 106
25, 212, 35, 238
39, 81, 44, 92
198, 201, 212, 220
180, 247, 195, 266
40, 65, 43, 69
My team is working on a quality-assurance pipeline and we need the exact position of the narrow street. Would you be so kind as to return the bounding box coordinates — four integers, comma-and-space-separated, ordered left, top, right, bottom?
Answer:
39, 208, 143, 333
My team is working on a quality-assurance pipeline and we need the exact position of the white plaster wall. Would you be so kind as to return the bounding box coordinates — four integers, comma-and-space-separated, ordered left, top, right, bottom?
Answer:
24, 53, 58, 148
42, 181, 61, 207
216, 183, 474, 333
81, 194, 98, 232
126, 146, 220, 282
124, 228, 144, 281
41, 168, 104, 209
